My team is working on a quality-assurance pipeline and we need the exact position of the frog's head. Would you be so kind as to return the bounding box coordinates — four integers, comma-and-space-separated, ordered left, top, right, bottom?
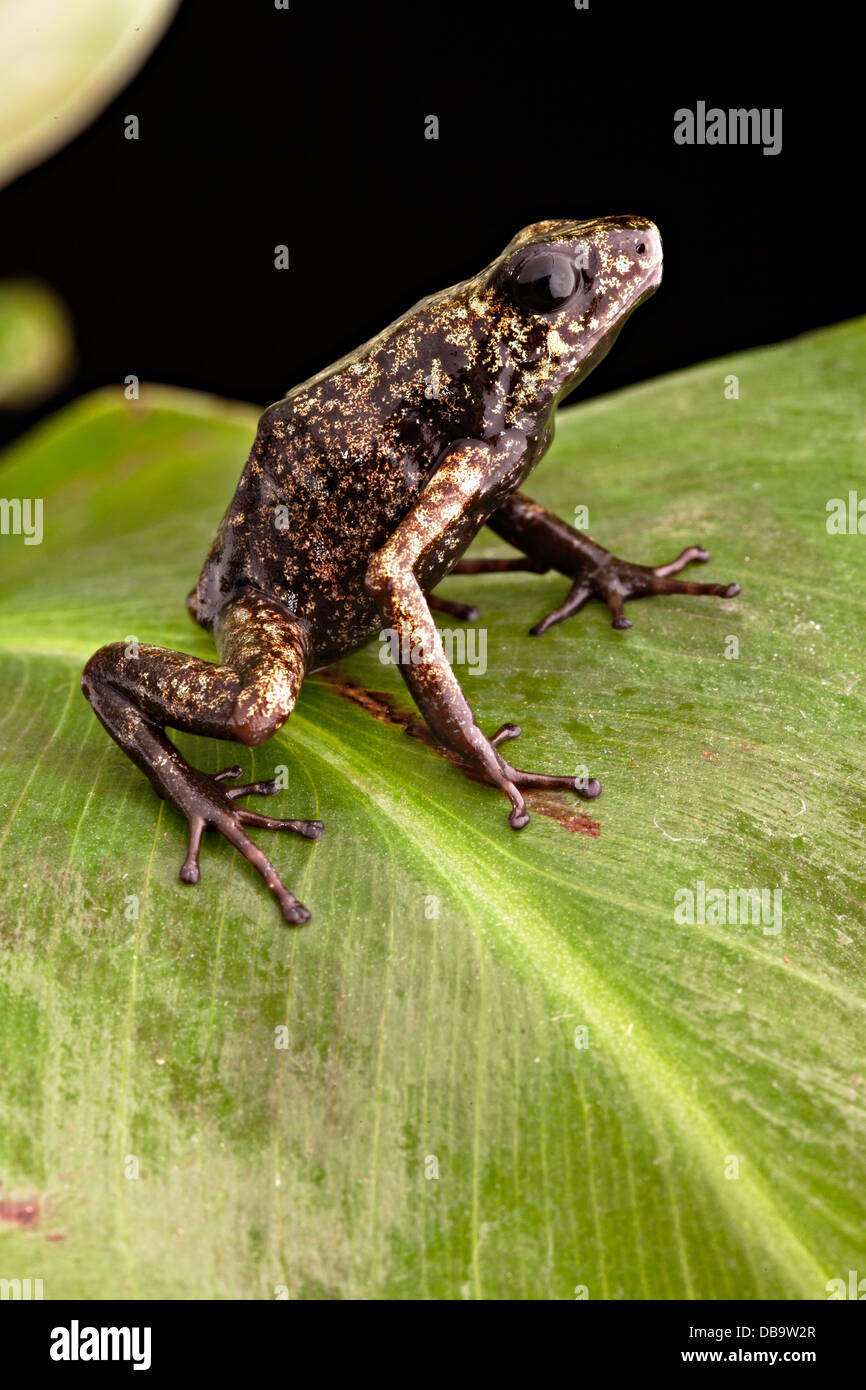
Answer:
481, 215, 662, 407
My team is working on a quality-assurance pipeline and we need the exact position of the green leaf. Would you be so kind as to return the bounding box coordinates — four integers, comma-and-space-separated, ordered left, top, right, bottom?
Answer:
0, 0, 179, 190
0, 320, 864, 1299
0, 280, 75, 409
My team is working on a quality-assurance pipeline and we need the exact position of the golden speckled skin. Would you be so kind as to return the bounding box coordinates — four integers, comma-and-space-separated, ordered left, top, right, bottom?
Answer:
191, 216, 662, 665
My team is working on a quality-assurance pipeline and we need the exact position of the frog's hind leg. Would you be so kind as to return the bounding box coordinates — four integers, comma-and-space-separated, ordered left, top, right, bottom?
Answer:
81, 592, 322, 925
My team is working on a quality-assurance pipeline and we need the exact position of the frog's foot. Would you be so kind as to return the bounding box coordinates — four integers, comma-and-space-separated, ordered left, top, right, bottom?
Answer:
178, 765, 324, 925
488, 723, 601, 829
531, 546, 740, 634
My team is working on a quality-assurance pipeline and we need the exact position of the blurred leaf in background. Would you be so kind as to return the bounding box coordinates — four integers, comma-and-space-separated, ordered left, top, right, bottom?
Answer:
0, 0, 181, 415
0, 278, 74, 409
0, 0, 179, 191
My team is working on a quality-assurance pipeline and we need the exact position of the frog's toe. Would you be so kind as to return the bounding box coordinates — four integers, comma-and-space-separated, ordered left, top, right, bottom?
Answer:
212, 767, 324, 838
498, 761, 603, 828
213, 765, 281, 798
428, 593, 482, 622
654, 544, 710, 573
649, 542, 740, 593
493, 748, 602, 813
643, 573, 741, 602
489, 722, 522, 747
500, 765, 603, 801
486, 722, 601, 807
529, 581, 593, 635
280, 900, 312, 926
179, 816, 206, 884
233, 808, 324, 839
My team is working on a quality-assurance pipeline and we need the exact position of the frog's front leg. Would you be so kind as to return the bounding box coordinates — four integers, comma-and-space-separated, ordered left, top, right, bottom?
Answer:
81, 592, 323, 924
365, 436, 601, 829
452, 492, 740, 633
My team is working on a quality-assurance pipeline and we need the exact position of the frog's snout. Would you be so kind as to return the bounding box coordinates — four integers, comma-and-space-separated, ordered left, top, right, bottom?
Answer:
623, 220, 663, 290
633, 223, 662, 267
595, 218, 663, 307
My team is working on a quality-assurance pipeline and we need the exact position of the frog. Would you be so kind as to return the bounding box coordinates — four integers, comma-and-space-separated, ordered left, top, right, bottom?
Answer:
81, 215, 739, 925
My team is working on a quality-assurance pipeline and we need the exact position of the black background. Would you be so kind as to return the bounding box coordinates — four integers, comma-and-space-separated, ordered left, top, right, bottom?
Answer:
13, 1298, 864, 1374
0, 0, 858, 449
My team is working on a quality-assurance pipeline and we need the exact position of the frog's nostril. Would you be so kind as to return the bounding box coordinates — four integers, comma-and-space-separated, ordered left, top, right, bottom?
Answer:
636, 241, 647, 256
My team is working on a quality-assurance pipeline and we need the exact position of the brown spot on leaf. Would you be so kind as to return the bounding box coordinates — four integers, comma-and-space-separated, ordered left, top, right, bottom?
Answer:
322, 670, 600, 836
321, 671, 422, 737
524, 795, 601, 837
0, 1195, 40, 1228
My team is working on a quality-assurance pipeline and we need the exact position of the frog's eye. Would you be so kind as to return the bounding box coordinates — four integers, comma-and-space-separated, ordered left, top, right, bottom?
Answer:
511, 251, 577, 313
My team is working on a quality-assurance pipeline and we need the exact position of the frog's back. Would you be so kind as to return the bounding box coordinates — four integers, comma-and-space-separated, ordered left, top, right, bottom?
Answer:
191, 288, 519, 662
191, 351, 478, 662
